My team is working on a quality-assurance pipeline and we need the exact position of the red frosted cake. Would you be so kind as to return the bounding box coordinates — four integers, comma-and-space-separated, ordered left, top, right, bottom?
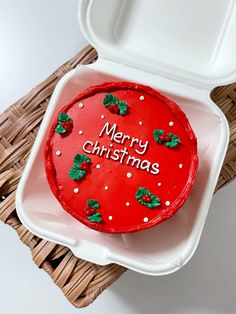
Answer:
44, 82, 198, 233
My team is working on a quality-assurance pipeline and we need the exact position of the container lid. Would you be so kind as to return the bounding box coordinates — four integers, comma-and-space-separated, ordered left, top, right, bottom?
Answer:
79, 0, 236, 89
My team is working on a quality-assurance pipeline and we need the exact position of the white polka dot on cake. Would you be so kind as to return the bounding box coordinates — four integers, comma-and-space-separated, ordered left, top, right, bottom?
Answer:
101, 115, 105, 119
104, 186, 109, 190
78, 130, 83, 135
139, 95, 144, 101
126, 202, 130, 206
78, 102, 84, 109
143, 217, 149, 223
165, 201, 171, 206
96, 164, 101, 169
179, 163, 183, 169
110, 143, 113, 148
108, 216, 113, 221
127, 172, 132, 178
158, 182, 162, 187
55, 150, 61, 156
73, 188, 79, 193
169, 121, 174, 126
139, 121, 143, 126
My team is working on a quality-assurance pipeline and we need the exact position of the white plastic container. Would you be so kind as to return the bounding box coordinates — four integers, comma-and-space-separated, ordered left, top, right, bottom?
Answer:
16, 0, 235, 275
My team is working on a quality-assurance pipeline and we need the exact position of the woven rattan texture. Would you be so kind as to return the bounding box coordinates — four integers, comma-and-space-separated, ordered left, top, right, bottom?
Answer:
0, 45, 235, 308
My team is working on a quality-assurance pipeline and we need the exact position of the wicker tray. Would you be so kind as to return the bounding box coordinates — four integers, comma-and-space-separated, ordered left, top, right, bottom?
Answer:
0, 45, 235, 308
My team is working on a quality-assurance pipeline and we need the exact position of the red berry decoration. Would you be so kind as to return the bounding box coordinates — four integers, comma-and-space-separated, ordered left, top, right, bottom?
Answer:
136, 187, 160, 208
79, 161, 90, 171
113, 105, 120, 114
159, 133, 171, 142
108, 104, 115, 112
164, 135, 171, 142
142, 194, 151, 203
108, 104, 120, 114
61, 121, 73, 132
159, 135, 166, 142
84, 205, 96, 216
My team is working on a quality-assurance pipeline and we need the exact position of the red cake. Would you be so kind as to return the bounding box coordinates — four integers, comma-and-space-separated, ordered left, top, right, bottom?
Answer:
44, 82, 198, 233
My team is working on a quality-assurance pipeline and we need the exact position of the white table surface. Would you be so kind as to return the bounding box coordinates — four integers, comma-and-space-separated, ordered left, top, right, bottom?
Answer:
1, 1, 236, 313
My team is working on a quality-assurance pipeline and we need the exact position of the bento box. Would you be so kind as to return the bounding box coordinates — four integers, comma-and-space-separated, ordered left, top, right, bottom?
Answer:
16, 0, 235, 275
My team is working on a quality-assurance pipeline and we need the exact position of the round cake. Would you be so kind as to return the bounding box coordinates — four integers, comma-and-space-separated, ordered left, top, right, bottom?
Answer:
44, 82, 198, 233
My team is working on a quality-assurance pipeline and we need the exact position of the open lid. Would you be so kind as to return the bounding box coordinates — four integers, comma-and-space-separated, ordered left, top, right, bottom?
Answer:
79, 0, 236, 89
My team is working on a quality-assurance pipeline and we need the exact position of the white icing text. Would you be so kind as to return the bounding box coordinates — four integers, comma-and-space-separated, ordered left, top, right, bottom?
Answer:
82, 122, 159, 175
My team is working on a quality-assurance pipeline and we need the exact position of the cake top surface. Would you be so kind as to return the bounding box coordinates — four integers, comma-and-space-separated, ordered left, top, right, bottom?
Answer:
44, 82, 198, 233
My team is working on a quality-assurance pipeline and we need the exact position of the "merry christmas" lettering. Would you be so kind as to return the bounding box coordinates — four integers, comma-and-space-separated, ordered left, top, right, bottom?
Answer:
82, 122, 159, 175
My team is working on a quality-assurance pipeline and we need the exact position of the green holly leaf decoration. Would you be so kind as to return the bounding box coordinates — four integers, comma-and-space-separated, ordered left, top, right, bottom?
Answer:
103, 93, 128, 116
55, 112, 73, 134
55, 124, 66, 134
103, 94, 119, 107
88, 212, 102, 223
118, 101, 128, 115
58, 112, 72, 123
68, 164, 86, 180
87, 199, 100, 209
153, 129, 181, 148
68, 154, 91, 180
136, 187, 160, 208
165, 133, 181, 148
74, 154, 91, 165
